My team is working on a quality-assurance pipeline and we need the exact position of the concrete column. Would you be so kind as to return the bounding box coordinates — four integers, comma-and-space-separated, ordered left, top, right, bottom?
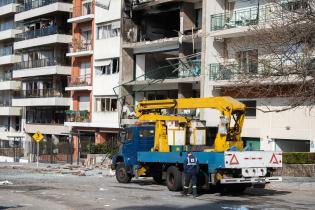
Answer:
72, 135, 79, 163
180, 2, 196, 33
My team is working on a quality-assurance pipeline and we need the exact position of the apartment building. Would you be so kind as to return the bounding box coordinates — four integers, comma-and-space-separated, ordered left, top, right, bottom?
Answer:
11, 0, 73, 162
65, 0, 121, 162
0, 0, 24, 159
119, 0, 315, 153
204, 0, 315, 152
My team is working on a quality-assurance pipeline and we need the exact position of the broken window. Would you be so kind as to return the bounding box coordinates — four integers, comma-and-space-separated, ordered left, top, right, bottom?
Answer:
97, 21, 120, 39
95, 58, 119, 75
95, 97, 118, 112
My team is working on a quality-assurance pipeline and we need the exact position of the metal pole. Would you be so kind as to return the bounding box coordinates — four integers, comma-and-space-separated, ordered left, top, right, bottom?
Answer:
37, 141, 39, 168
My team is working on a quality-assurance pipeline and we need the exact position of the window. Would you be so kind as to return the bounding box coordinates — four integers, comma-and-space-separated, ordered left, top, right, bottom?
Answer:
79, 96, 90, 111
139, 129, 154, 138
97, 21, 120, 39
95, 58, 119, 75
95, 97, 118, 112
237, 49, 258, 74
80, 62, 91, 82
240, 100, 257, 117
126, 128, 133, 141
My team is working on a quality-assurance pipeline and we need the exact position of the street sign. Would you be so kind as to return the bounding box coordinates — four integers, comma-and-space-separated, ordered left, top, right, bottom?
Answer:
32, 131, 44, 142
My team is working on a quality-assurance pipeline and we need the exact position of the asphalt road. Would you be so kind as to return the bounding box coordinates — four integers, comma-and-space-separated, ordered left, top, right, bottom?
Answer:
0, 166, 315, 210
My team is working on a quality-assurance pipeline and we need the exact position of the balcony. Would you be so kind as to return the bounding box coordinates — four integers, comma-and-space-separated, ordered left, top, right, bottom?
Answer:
13, 57, 71, 78
24, 123, 70, 135
65, 75, 92, 91
68, 2, 94, 23
66, 41, 93, 57
0, 101, 22, 116
210, 6, 272, 38
0, 47, 21, 65
0, 0, 17, 16
15, 0, 72, 22
0, 72, 21, 90
14, 25, 71, 50
209, 62, 260, 86
125, 56, 201, 86
12, 88, 71, 106
0, 22, 21, 41
64, 110, 91, 127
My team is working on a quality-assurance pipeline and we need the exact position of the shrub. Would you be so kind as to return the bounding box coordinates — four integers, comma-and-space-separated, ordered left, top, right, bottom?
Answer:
86, 140, 119, 158
283, 152, 315, 164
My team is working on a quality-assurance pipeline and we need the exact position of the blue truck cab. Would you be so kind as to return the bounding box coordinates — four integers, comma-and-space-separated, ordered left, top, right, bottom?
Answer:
112, 125, 282, 192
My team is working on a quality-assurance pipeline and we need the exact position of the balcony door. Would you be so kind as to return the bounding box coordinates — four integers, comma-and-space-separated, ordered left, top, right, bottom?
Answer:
80, 62, 91, 84
79, 96, 90, 111
81, 28, 92, 50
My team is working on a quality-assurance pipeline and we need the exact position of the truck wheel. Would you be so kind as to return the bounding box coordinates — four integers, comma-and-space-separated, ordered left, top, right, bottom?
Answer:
166, 166, 182, 191
152, 174, 164, 184
115, 163, 131, 183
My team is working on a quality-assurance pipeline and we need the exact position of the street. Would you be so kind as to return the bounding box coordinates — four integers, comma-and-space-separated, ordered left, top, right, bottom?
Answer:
0, 164, 315, 210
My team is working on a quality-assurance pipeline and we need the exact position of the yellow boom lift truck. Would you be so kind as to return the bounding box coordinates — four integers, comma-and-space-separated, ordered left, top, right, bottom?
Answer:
111, 96, 282, 192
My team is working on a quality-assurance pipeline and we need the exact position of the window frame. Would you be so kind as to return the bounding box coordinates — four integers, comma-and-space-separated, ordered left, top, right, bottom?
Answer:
95, 96, 118, 112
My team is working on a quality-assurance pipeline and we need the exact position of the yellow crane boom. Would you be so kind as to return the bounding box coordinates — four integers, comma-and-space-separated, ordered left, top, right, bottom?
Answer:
135, 96, 246, 152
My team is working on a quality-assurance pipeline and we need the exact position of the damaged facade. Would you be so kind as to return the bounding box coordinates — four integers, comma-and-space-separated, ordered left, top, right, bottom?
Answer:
119, 0, 203, 124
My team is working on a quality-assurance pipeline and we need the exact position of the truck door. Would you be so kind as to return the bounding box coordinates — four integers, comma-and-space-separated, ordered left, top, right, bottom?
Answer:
138, 127, 154, 152
122, 128, 137, 167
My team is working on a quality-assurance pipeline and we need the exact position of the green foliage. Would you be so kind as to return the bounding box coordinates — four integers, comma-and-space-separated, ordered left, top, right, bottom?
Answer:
283, 152, 315, 164
86, 140, 119, 158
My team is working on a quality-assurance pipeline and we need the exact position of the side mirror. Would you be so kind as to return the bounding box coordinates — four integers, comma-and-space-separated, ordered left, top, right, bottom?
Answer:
120, 131, 127, 143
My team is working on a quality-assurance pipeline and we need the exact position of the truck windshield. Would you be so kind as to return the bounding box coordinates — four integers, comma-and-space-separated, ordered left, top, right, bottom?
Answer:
139, 129, 154, 138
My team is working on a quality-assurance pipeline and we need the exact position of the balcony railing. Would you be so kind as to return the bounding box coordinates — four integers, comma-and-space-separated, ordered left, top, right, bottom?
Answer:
14, 57, 70, 70
69, 41, 92, 53
0, 0, 14, 7
65, 110, 90, 122
70, 2, 94, 18
0, 22, 14, 32
0, 46, 13, 57
15, 25, 69, 41
0, 100, 12, 106
135, 59, 201, 81
210, 6, 271, 31
0, 72, 12, 81
67, 75, 91, 87
15, 88, 70, 98
209, 63, 259, 81
16, 0, 69, 13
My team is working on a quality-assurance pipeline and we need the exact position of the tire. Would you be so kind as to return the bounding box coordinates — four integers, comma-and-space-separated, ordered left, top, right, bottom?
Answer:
115, 163, 131, 183
152, 173, 164, 184
166, 166, 183, 191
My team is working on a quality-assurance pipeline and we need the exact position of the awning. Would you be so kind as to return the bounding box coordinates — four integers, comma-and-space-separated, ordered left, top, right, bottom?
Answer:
94, 59, 112, 66
111, 20, 121, 29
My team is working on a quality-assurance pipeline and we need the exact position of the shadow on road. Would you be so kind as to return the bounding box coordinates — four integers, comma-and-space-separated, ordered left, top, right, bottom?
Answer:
113, 203, 248, 210
0, 205, 24, 210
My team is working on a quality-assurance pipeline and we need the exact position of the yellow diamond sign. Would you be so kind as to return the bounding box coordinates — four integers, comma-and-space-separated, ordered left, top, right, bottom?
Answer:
32, 131, 44, 142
